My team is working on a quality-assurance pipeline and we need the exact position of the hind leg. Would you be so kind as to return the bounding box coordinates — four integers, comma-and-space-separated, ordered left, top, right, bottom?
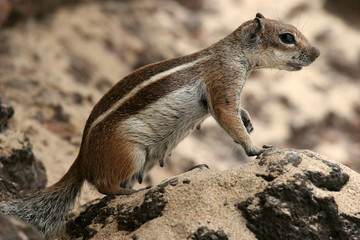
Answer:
85, 135, 147, 196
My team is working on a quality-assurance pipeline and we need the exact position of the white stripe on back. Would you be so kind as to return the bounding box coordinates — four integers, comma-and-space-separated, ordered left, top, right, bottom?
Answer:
87, 55, 209, 137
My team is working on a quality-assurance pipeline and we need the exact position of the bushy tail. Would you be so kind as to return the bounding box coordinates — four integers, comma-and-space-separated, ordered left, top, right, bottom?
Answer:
1, 158, 84, 238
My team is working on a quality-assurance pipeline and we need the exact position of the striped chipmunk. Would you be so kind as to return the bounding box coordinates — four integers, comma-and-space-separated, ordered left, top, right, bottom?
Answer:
1, 13, 319, 237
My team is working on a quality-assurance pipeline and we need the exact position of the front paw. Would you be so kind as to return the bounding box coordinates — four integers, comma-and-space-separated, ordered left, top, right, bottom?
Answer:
245, 145, 263, 157
244, 144, 275, 157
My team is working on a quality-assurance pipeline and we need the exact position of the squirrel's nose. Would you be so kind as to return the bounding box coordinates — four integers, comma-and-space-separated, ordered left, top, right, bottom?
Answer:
311, 47, 320, 60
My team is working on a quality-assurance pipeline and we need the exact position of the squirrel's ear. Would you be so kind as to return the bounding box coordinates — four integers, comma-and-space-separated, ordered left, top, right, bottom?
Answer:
256, 13, 265, 19
250, 15, 264, 39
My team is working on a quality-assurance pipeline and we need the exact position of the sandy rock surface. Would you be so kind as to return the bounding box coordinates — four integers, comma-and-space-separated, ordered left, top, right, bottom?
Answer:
62, 149, 360, 240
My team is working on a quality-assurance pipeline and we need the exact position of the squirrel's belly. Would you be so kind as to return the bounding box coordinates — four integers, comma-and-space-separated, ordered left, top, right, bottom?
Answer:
119, 83, 209, 149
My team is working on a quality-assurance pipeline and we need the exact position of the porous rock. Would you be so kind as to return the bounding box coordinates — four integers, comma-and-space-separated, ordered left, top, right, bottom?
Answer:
0, 130, 47, 199
63, 148, 360, 240
0, 98, 13, 132
0, 177, 21, 201
0, 99, 47, 201
0, 0, 82, 27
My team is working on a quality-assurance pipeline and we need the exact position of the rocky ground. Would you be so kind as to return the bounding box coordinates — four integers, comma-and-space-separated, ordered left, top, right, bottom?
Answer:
63, 149, 360, 239
0, 0, 359, 225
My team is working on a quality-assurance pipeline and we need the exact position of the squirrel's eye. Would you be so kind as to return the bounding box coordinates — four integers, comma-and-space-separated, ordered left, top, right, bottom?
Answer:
279, 33, 295, 44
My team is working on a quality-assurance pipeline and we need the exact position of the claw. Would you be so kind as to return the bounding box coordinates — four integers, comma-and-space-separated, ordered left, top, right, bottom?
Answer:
262, 144, 275, 149
245, 145, 274, 157
137, 173, 144, 184
187, 164, 210, 172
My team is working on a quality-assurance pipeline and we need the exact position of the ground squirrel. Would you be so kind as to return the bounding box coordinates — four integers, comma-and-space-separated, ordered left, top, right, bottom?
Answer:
1, 13, 319, 237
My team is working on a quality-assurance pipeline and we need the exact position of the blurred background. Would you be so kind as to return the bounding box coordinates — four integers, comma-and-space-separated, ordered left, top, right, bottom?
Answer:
0, 0, 359, 204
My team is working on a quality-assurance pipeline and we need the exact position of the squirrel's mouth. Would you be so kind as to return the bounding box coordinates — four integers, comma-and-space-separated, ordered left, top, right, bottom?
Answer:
286, 62, 303, 71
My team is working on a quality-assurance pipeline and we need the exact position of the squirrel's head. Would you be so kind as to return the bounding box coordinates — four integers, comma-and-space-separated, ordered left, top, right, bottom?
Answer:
236, 13, 320, 71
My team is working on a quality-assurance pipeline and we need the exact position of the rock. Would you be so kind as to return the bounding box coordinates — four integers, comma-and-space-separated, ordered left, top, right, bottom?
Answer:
67, 55, 93, 84
173, 0, 204, 11
0, 177, 21, 202
0, 99, 47, 201
0, 0, 81, 27
324, 0, 360, 29
0, 213, 44, 240
0, 97, 14, 132
326, 51, 360, 80
0, 130, 47, 199
63, 149, 360, 240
